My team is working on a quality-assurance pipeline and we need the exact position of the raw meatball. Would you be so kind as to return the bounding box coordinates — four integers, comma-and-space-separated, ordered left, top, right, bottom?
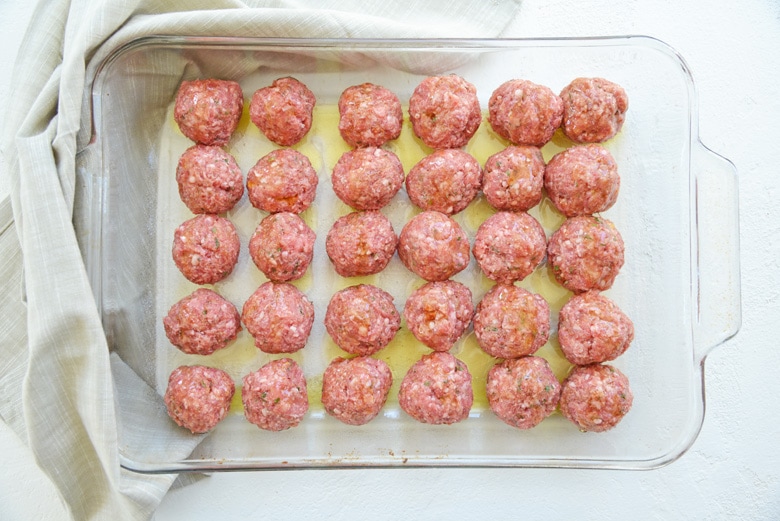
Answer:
560, 77, 629, 143
321, 356, 393, 426
547, 215, 625, 293
559, 364, 633, 432
473, 211, 546, 284
487, 356, 561, 430
473, 284, 550, 359
163, 288, 241, 355
172, 214, 240, 285
173, 79, 243, 146
331, 147, 404, 211
488, 79, 563, 147
398, 211, 470, 282
242, 358, 308, 431
405, 149, 482, 215
482, 146, 545, 212
558, 291, 634, 365
164, 365, 235, 434
398, 352, 473, 425
403, 280, 473, 352
176, 145, 244, 214
246, 148, 318, 214
408, 74, 481, 149
325, 211, 397, 277
249, 212, 315, 282
241, 282, 314, 354
324, 284, 401, 356
250, 77, 315, 146
338, 82, 403, 148
544, 144, 620, 217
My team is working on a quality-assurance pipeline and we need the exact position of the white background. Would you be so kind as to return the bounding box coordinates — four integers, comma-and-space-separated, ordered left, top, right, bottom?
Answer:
1, 0, 778, 519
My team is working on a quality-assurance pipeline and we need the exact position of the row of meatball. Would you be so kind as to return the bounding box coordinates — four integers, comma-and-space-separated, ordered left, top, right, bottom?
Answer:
164, 354, 633, 436
172, 74, 628, 153
170, 206, 626, 311
165, 278, 633, 375
175, 135, 620, 221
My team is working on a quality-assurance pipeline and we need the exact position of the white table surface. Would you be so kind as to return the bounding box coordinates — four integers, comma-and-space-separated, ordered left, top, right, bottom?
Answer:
1, 0, 778, 519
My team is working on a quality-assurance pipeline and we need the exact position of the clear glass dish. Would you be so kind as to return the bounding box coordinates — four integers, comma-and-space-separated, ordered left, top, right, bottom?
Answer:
81, 36, 740, 472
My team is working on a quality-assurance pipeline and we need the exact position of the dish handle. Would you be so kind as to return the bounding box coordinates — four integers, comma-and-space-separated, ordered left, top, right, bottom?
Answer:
692, 141, 741, 363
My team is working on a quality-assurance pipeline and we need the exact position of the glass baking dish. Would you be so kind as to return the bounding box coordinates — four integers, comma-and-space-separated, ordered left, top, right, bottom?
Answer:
80, 36, 740, 472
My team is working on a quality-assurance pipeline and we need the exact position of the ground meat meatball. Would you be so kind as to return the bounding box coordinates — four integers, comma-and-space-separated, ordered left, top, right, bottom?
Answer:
325, 211, 397, 277
331, 147, 404, 211
559, 363, 633, 432
473, 284, 550, 359
241, 282, 314, 354
408, 74, 481, 149
487, 356, 561, 430
405, 149, 482, 215
544, 144, 620, 217
164, 365, 235, 434
473, 211, 546, 284
403, 280, 473, 352
242, 358, 308, 431
488, 79, 563, 147
172, 214, 240, 285
321, 356, 393, 425
324, 284, 401, 356
249, 212, 315, 282
560, 77, 629, 143
163, 288, 241, 355
398, 352, 473, 425
246, 148, 318, 214
482, 146, 545, 212
398, 211, 470, 282
547, 215, 625, 293
558, 291, 634, 365
250, 77, 315, 146
173, 79, 243, 146
175, 145, 244, 214
338, 82, 403, 148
